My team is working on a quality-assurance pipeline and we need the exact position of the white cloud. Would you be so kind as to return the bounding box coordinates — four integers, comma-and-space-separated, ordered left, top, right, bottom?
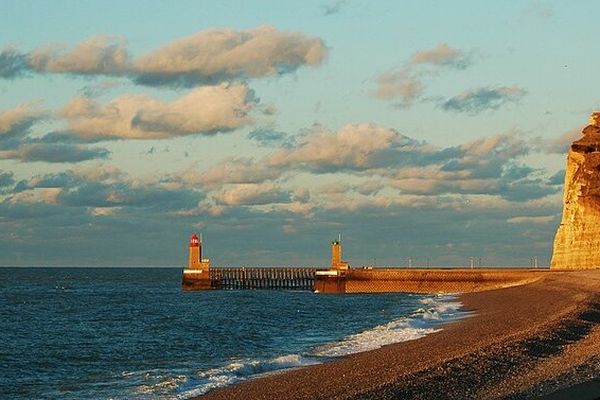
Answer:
0, 103, 47, 136
375, 69, 423, 108
507, 215, 556, 224
410, 43, 473, 68
375, 44, 475, 108
269, 123, 422, 171
90, 206, 122, 216
1, 26, 327, 87
28, 36, 129, 75
0, 103, 109, 163
191, 157, 283, 186
133, 25, 327, 86
61, 82, 256, 140
213, 183, 292, 206
544, 127, 582, 154
8, 187, 61, 204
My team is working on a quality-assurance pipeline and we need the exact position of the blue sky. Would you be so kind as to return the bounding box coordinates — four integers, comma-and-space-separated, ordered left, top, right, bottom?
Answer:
0, 0, 597, 266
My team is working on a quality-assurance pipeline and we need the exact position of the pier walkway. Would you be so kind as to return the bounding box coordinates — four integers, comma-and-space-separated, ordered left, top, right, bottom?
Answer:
209, 267, 318, 290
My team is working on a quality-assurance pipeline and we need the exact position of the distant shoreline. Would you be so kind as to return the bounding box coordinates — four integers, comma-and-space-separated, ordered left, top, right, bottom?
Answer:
0, 265, 183, 268
0, 265, 554, 269
198, 270, 600, 399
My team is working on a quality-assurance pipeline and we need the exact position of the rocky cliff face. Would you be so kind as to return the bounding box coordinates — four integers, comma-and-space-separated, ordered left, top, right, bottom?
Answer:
551, 113, 600, 269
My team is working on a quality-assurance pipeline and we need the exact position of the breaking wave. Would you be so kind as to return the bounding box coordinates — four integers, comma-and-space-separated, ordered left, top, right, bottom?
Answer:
133, 294, 466, 399
311, 294, 464, 357
172, 354, 318, 399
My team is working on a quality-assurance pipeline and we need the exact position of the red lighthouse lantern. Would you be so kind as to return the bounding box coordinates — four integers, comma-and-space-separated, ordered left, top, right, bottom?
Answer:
190, 233, 200, 247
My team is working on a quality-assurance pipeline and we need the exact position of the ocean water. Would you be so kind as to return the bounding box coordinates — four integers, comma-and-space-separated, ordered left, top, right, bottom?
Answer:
0, 267, 464, 399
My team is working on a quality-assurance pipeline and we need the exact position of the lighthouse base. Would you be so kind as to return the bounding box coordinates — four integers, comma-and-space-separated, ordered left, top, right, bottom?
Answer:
181, 269, 212, 290
313, 270, 346, 293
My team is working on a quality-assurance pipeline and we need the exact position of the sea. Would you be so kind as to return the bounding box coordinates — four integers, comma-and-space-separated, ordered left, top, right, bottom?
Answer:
0, 267, 465, 400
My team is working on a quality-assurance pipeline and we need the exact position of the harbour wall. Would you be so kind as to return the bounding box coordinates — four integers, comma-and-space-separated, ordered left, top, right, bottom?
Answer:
314, 268, 546, 294
183, 267, 547, 294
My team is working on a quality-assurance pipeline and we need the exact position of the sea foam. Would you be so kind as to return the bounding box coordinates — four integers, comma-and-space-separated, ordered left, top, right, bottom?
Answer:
311, 294, 464, 357
174, 354, 318, 398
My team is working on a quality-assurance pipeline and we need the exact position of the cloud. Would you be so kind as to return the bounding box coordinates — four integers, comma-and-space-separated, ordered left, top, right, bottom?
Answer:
269, 123, 427, 172
0, 164, 209, 265
90, 206, 121, 216
0, 113, 564, 267
79, 79, 121, 98
322, 0, 347, 16
10, 167, 201, 211
160, 121, 557, 207
163, 120, 554, 203
355, 180, 384, 195
27, 36, 129, 75
247, 128, 293, 147
0, 143, 109, 163
384, 132, 558, 200
0, 144, 562, 267
184, 157, 284, 186
133, 26, 327, 87
0, 26, 327, 87
213, 183, 292, 206
499, 179, 558, 202
375, 69, 423, 108
548, 169, 564, 185
441, 85, 526, 114
410, 44, 473, 69
447, 133, 529, 174
61, 82, 256, 140
0, 170, 14, 187
0, 104, 110, 163
0, 103, 47, 138
8, 187, 62, 204
544, 127, 581, 154
375, 44, 475, 108
260, 123, 554, 202
0, 48, 29, 79
71, 163, 125, 183
507, 215, 556, 224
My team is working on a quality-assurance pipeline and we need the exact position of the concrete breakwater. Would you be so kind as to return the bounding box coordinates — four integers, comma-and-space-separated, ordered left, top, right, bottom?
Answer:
315, 268, 545, 294
183, 266, 545, 294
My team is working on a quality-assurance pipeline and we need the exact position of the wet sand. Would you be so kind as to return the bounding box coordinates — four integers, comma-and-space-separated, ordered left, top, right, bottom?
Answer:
197, 270, 600, 400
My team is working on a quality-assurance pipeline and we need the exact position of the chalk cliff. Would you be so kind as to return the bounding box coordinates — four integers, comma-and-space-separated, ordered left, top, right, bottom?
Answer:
551, 112, 600, 269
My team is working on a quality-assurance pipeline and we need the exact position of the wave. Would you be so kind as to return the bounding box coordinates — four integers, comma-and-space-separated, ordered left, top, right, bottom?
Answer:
174, 354, 318, 399
310, 294, 464, 357
136, 374, 188, 396
133, 295, 466, 399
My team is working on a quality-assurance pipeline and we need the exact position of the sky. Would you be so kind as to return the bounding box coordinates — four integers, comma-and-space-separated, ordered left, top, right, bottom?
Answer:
0, 0, 598, 267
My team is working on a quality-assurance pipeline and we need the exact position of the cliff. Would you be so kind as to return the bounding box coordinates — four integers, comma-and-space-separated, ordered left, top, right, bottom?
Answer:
551, 113, 600, 269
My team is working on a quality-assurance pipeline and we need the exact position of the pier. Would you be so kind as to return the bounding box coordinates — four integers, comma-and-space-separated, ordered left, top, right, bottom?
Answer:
208, 267, 317, 290
181, 233, 547, 293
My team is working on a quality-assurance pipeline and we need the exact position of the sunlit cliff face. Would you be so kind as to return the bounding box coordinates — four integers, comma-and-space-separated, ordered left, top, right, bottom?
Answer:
551, 112, 600, 269
589, 112, 600, 127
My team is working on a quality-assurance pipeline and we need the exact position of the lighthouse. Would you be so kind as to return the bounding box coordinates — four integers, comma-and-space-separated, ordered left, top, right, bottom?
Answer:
330, 235, 349, 270
182, 233, 212, 290
188, 233, 201, 269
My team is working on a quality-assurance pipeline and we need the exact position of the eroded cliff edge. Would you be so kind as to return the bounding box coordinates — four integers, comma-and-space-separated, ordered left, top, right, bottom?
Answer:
551, 113, 600, 269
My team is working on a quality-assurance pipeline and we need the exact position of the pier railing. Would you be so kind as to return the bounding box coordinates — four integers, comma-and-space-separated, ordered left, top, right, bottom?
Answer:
209, 267, 319, 290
